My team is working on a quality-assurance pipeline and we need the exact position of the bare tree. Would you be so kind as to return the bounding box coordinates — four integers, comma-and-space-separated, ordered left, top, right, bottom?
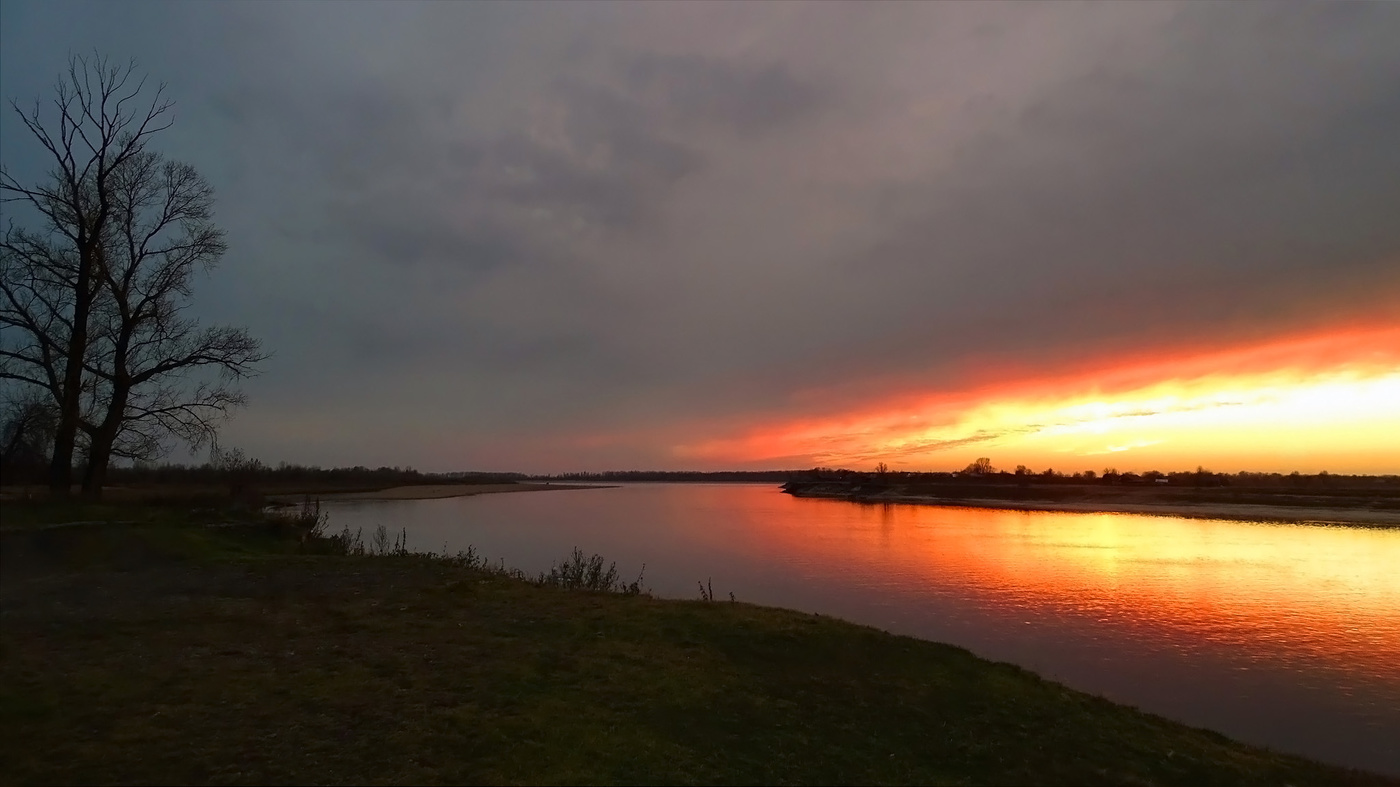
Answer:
0, 393, 58, 483
1, 53, 174, 494
962, 457, 995, 475
78, 146, 265, 494
2, 54, 265, 498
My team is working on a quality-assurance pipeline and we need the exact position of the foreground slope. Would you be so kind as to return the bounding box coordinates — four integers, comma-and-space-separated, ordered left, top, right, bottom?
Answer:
0, 521, 1389, 786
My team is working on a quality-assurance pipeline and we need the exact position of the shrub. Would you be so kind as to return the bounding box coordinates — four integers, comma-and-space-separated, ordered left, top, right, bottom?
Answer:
536, 547, 646, 595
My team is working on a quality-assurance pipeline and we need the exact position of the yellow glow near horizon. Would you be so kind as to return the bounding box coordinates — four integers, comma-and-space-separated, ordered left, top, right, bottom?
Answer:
897, 370, 1400, 473
676, 326, 1400, 474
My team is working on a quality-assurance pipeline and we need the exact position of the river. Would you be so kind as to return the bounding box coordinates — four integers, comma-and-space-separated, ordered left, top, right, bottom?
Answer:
322, 483, 1400, 775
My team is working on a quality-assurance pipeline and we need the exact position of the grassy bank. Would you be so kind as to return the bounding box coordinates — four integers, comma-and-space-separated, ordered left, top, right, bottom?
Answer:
0, 508, 1389, 785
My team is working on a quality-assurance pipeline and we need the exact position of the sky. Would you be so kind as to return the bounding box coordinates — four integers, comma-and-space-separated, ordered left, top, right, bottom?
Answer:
2, 1, 1398, 475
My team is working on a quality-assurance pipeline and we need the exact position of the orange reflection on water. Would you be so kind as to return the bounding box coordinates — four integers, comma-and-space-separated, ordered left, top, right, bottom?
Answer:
332, 484, 1400, 772
728, 498, 1400, 681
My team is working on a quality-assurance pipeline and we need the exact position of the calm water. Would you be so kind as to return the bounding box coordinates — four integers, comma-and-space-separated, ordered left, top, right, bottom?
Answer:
324, 483, 1400, 775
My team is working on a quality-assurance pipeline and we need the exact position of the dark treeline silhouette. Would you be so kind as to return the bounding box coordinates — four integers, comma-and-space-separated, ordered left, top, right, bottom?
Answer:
535, 465, 1399, 490
783, 461, 1400, 512
8, 439, 1392, 499
0, 444, 523, 494
539, 470, 801, 483
794, 463, 1399, 490
101, 461, 525, 489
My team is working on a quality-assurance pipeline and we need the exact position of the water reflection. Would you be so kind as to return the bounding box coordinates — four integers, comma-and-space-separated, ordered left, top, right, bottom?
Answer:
324, 484, 1400, 775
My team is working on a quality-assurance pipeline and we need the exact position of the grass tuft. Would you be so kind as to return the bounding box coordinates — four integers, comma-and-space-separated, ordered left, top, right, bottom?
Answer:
536, 547, 647, 595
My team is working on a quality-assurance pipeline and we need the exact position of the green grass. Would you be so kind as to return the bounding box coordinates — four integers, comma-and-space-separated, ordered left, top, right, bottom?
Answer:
0, 514, 1390, 786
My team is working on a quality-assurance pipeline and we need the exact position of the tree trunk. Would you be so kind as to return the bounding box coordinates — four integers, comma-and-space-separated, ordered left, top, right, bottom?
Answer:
51, 239, 98, 496
81, 435, 113, 500
48, 298, 91, 495
81, 383, 128, 501
48, 420, 76, 495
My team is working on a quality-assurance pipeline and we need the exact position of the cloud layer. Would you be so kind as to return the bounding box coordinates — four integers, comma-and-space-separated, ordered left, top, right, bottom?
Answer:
3, 2, 1398, 471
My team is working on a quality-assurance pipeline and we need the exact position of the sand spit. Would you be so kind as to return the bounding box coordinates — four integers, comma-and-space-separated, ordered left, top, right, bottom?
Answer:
278, 482, 610, 502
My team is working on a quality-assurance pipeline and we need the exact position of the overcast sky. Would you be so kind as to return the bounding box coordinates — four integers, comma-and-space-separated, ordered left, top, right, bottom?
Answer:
3, 1, 1398, 472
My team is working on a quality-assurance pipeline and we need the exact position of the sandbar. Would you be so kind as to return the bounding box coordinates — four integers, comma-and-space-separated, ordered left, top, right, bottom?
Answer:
275, 482, 609, 503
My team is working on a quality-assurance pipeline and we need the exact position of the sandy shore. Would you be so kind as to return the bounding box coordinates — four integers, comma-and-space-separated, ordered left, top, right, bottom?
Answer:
274, 482, 610, 503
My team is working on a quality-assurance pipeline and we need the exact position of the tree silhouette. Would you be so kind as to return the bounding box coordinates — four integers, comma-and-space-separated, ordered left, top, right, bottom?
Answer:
77, 147, 264, 494
0, 394, 56, 482
963, 457, 995, 475
1, 53, 264, 498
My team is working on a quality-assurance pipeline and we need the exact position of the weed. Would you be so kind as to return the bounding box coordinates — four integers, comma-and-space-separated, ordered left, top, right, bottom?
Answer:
324, 524, 408, 556
291, 496, 328, 537
697, 579, 735, 603
624, 563, 647, 597
307, 525, 645, 595
440, 545, 521, 578
537, 547, 622, 592
529, 548, 648, 595
328, 526, 365, 556
370, 523, 392, 555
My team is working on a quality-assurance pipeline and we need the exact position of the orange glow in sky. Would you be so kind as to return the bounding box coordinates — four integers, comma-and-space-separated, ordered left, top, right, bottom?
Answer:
676, 324, 1400, 474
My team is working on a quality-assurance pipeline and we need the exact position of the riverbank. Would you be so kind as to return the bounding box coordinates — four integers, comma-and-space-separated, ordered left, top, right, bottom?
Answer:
269, 481, 611, 502
0, 482, 609, 530
783, 480, 1400, 527
0, 512, 1391, 785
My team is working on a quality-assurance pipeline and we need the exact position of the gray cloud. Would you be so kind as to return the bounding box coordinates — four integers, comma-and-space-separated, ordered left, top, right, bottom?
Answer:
2, 1, 1397, 471
622, 53, 826, 134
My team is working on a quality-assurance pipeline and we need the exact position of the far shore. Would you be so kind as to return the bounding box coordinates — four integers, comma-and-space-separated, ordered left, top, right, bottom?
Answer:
841, 494, 1400, 527
782, 480, 1400, 528
270, 481, 613, 503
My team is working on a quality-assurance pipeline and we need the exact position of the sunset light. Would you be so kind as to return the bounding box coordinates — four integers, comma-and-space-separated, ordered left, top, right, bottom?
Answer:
678, 325, 1400, 473
7, 3, 1400, 781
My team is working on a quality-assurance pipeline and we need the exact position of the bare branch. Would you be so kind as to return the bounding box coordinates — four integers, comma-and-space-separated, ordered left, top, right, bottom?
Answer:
1, 52, 249, 497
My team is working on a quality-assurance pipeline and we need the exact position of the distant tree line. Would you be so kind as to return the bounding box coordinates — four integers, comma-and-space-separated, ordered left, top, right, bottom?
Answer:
90, 451, 526, 490
532, 466, 1399, 488
799, 462, 1398, 489
540, 470, 802, 483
